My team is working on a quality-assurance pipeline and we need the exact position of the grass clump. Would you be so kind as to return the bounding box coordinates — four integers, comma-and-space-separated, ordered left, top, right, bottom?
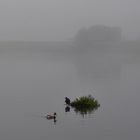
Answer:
70, 95, 100, 114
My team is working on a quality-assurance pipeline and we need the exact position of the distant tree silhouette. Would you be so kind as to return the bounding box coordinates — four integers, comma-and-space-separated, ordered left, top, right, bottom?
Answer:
75, 25, 122, 48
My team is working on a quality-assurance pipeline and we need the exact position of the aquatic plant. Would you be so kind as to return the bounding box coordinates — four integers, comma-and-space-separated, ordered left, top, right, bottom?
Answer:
70, 95, 100, 115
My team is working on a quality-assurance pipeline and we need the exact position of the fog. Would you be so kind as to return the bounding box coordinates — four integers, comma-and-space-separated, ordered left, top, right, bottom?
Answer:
0, 0, 140, 41
0, 1, 140, 139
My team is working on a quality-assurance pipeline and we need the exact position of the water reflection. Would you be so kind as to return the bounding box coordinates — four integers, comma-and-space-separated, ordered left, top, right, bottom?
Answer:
65, 106, 70, 112
65, 105, 99, 117
47, 117, 57, 125
45, 116, 57, 125
73, 106, 99, 117
74, 51, 122, 79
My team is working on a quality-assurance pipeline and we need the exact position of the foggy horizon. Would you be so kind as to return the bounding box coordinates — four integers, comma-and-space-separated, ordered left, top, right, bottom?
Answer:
0, 0, 140, 41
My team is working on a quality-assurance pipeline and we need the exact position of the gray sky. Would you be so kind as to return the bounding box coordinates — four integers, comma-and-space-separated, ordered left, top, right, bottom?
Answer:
0, 0, 140, 41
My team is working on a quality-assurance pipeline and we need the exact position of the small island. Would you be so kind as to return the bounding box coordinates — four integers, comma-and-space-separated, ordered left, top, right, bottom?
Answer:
70, 95, 100, 115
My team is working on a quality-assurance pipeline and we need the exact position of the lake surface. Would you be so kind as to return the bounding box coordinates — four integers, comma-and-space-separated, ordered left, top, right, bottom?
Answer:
0, 43, 140, 140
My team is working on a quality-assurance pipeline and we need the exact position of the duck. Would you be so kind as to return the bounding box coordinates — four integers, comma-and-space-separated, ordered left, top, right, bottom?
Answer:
65, 97, 71, 105
45, 112, 57, 119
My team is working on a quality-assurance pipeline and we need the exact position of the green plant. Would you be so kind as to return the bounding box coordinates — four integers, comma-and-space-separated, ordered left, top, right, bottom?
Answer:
70, 95, 100, 115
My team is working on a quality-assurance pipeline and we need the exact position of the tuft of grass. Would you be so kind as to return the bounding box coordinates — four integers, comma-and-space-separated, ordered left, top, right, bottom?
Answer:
70, 95, 100, 115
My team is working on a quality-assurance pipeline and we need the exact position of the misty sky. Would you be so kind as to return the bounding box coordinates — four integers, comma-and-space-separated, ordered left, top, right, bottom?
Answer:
0, 0, 140, 41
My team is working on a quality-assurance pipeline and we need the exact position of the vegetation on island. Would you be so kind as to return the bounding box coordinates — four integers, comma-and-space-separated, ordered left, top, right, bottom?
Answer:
70, 95, 100, 115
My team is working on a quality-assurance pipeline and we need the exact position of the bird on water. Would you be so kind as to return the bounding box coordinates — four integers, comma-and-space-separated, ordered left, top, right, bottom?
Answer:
45, 112, 57, 119
65, 97, 71, 105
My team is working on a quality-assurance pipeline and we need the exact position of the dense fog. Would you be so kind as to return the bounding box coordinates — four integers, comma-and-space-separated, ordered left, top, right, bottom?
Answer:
0, 1, 140, 140
0, 0, 140, 41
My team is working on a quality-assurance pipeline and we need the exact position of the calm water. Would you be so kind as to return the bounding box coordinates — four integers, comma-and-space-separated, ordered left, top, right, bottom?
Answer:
0, 44, 140, 140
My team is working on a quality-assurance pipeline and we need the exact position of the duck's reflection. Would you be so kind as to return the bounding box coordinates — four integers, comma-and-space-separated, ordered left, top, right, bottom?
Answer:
53, 118, 57, 124
46, 117, 57, 124
65, 106, 70, 112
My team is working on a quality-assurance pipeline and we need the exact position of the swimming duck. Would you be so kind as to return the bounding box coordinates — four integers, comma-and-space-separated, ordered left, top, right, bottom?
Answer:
45, 112, 57, 119
65, 97, 71, 105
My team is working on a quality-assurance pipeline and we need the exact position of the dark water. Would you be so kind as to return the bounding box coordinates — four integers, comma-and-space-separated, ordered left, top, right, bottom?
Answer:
0, 44, 140, 140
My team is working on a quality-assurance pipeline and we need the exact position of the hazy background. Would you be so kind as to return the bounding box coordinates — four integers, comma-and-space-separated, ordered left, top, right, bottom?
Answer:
0, 0, 140, 41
